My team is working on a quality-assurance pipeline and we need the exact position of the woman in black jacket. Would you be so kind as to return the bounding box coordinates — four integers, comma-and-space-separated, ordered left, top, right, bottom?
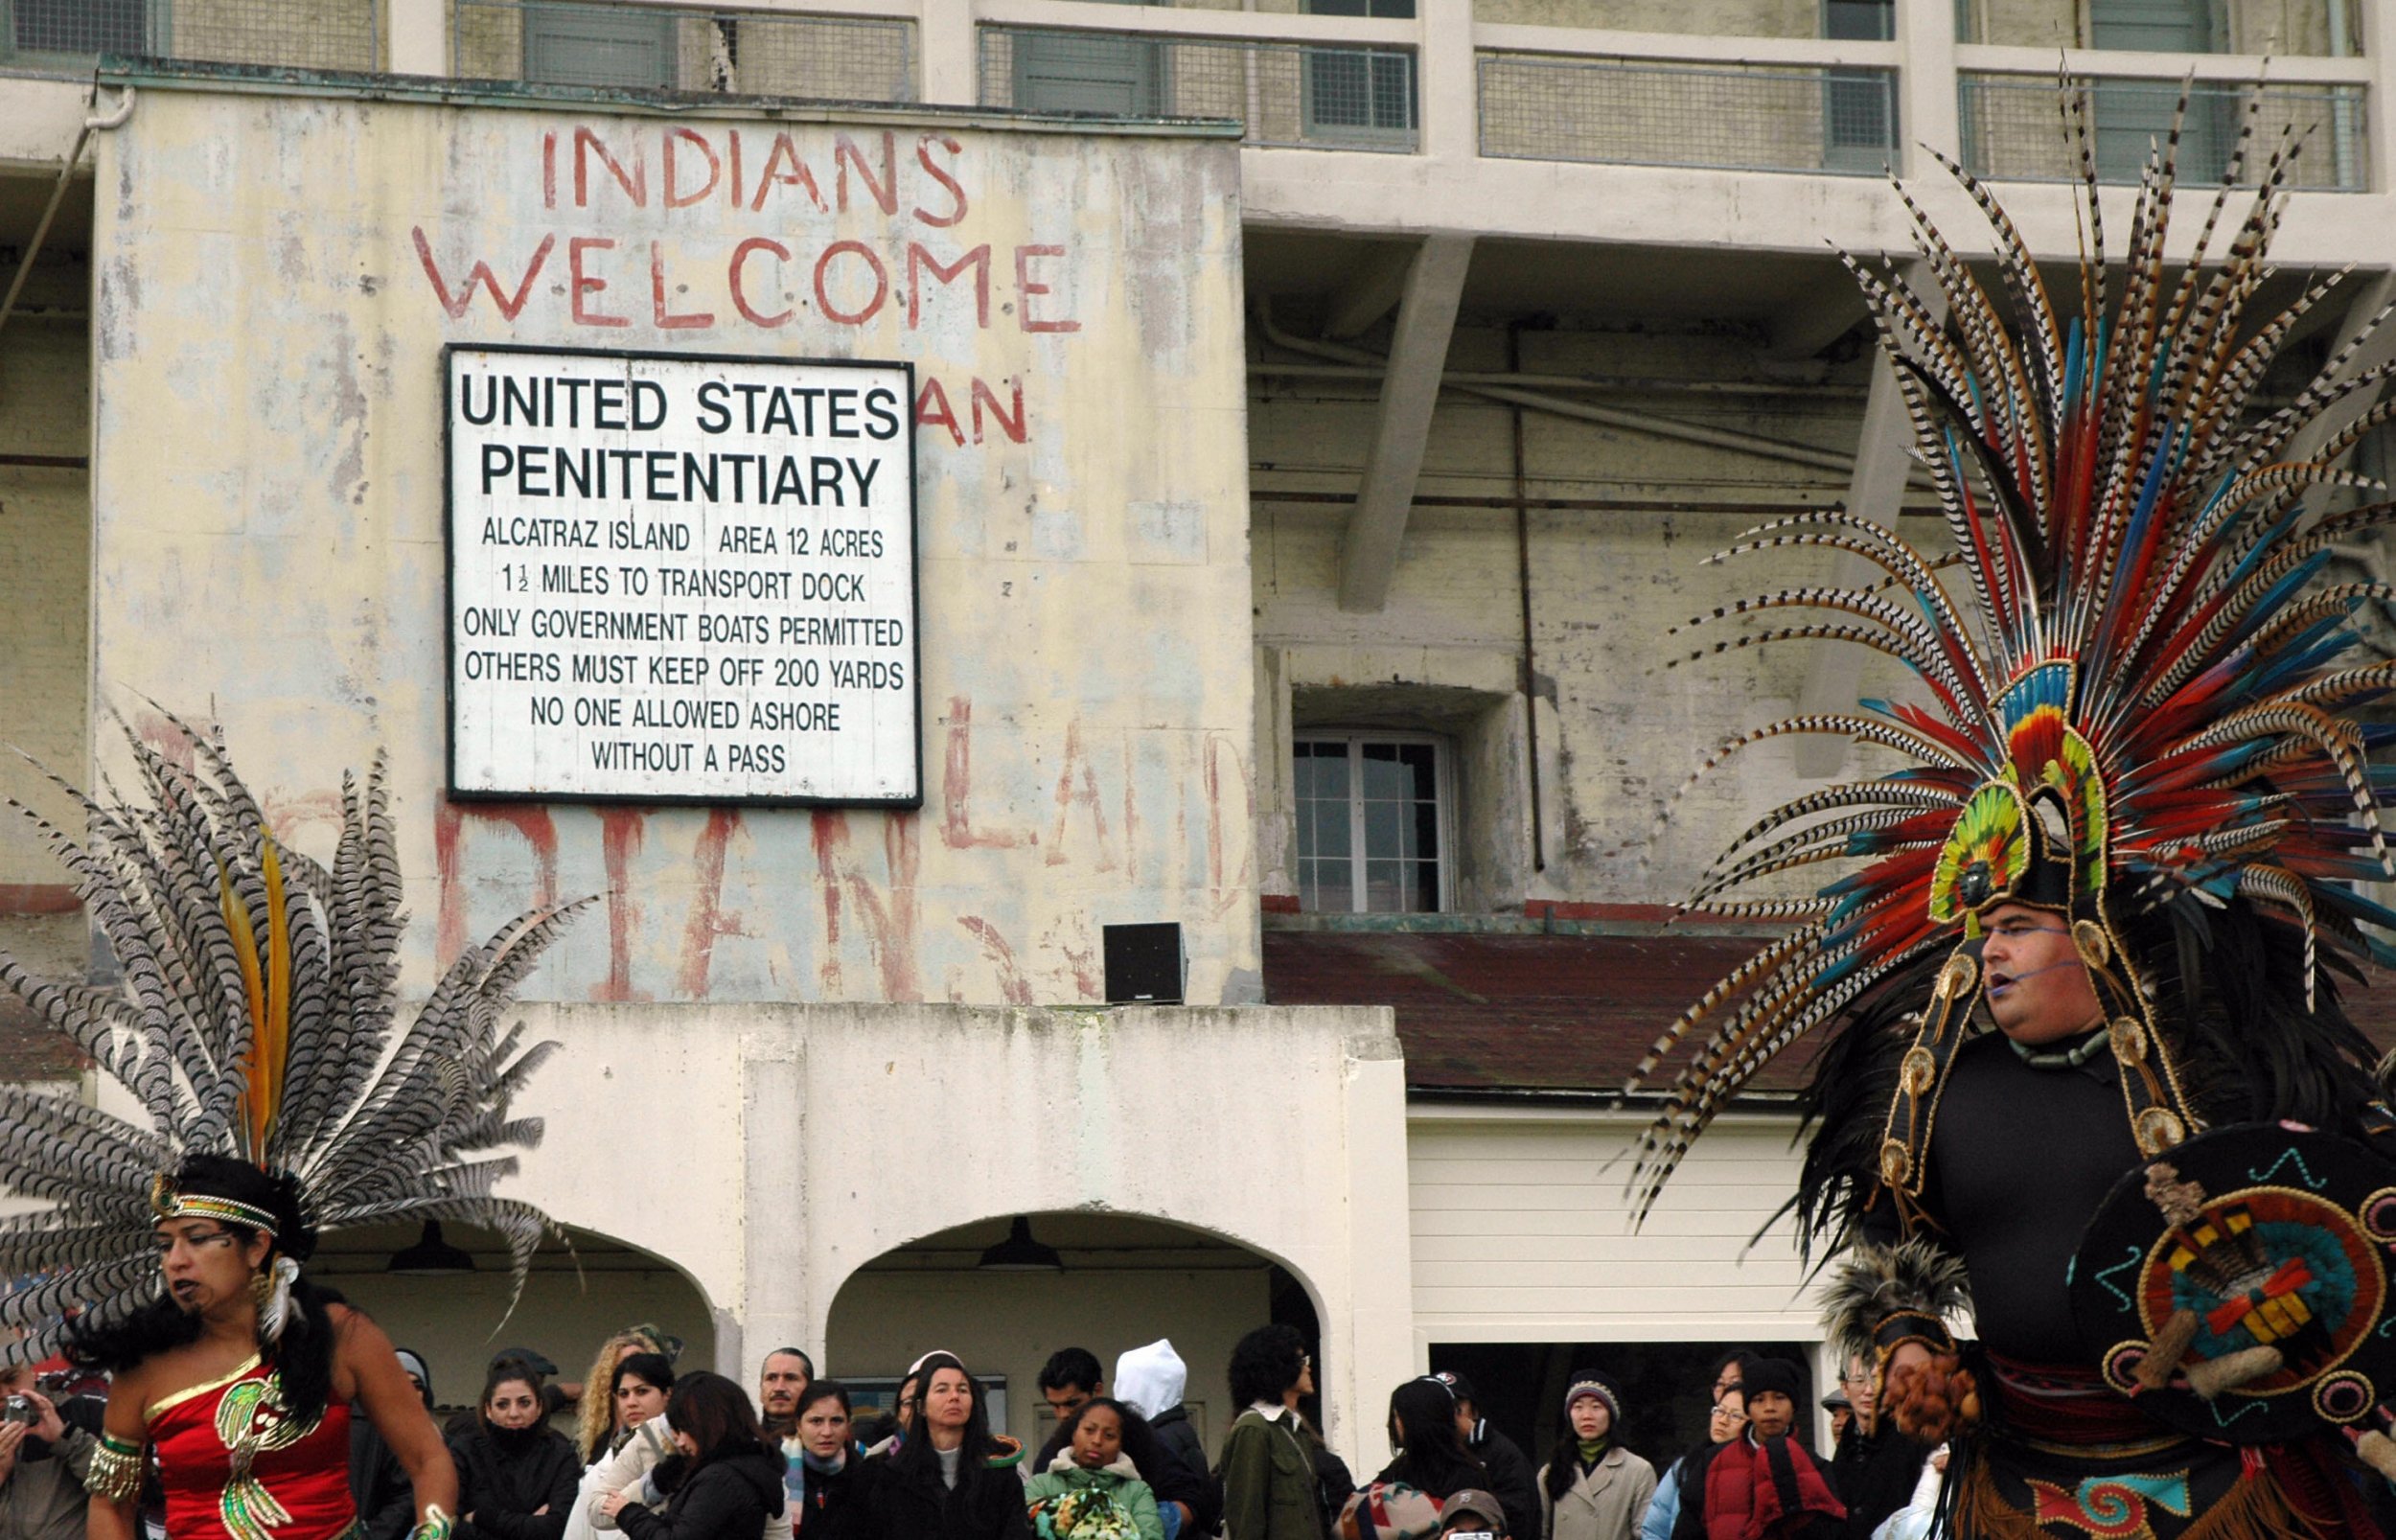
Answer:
451, 1367, 582, 1540
602, 1371, 787, 1540
863, 1352, 1031, 1540
791, 1379, 880, 1535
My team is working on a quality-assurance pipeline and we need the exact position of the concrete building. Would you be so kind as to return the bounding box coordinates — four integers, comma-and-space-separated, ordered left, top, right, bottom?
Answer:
4, 0, 2395, 1476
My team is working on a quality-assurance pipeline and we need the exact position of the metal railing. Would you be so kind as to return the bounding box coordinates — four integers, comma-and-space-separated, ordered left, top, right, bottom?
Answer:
453, 0, 915, 101
0, 0, 379, 76
1958, 73, 2368, 190
979, 24, 1418, 152
1477, 52, 1900, 174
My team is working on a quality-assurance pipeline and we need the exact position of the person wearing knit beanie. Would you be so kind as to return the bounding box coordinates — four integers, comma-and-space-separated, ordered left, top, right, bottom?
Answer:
1670, 1357, 1845, 1540
1536, 1368, 1653, 1540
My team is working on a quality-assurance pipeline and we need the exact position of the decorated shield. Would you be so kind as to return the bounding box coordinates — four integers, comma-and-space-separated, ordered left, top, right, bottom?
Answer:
2071, 1122, 2396, 1443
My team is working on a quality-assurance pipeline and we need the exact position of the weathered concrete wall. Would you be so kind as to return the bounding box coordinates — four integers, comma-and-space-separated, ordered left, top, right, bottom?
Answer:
87, 82, 1257, 1007
472, 1000, 1413, 1469
1250, 318, 1931, 910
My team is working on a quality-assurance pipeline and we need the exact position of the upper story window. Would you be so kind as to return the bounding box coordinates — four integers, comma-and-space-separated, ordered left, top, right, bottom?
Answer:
9, 0, 150, 58
1294, 732, 1449, 913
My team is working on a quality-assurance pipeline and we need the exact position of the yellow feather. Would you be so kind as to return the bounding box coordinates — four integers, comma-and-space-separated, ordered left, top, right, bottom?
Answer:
259, 839, 291, 1157
219, 865, 268, 1161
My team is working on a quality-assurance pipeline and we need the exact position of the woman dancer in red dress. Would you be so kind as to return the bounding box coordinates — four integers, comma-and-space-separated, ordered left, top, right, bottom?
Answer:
0, 720, 577, 1540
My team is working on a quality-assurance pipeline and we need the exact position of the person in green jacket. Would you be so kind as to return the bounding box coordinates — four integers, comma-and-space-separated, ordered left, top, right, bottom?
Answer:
1023, 1399, 1164, 1540
1216, 1324, 1332, 1540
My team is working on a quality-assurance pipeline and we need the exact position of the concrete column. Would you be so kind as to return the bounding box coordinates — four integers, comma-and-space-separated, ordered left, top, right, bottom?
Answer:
387, 0, 448, 77
1792, 260, 1939, 779
1333, 1026, 1414, 1474
1895, 0, 1959, 175
2366, 0, 2396, 195
1337, 234, 1474, 612
1416, 0, 1477, 165
742, 1033, 812, 1377
920, 0, 979, 106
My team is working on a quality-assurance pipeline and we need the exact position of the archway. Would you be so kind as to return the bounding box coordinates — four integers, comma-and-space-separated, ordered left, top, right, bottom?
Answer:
825, 1210, 1324, 1456
311, 1219, 718, 1417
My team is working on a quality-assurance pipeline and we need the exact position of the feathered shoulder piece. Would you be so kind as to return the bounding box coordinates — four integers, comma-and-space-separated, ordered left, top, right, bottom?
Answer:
1823, 1238, 1971, 1368
1624, 91, 2396, 1222
0, 712, 587, 1359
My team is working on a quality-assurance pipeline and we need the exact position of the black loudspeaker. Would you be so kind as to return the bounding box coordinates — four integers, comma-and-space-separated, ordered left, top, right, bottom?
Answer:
1103, 923, 1185, 1004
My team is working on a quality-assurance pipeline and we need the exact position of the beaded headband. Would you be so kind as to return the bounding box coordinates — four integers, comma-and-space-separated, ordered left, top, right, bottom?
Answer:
149, 1174, 280, 1238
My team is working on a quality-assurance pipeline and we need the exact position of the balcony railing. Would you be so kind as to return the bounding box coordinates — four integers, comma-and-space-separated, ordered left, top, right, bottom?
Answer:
452, 0, 915, 101
1958, 72, 2368, 190
1478, 51, 1900, 175
979, 24, 1418, 152
0, 0, 380, 77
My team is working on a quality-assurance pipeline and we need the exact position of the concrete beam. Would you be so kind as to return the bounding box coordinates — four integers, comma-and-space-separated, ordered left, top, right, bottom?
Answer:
1325, 242, 1418, 340
1337, 234, 1474, 613
1766, 272, 1870, 361
2283, 270, 2396, 468
1793, 260, 1938, 778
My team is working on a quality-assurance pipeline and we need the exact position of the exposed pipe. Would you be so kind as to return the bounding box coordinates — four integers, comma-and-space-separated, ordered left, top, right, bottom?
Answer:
1249, 360, 1855, 398
1252, 489, 1947, 516
1252, 306, 1920, 481
0, 86, 136, 360
1509, 321, 1545, 873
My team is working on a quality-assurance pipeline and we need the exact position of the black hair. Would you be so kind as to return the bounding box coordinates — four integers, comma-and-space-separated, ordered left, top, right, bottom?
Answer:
66, 1155, 341, 1425
614, 1352, 675, 1399
1227, 1324, 1308, 1410
1039, 1346, 1103, 1395
795, 1378, 852, 1421
1378, 1377, 1484, 1501
482, 1364, 546, 1426
1707, 1349, 1752, 1384
664, 1371, 773, 1464
1059, 1396, 1163, 1486
768, 1346, 816, 1378
889, 1353, 997, 1486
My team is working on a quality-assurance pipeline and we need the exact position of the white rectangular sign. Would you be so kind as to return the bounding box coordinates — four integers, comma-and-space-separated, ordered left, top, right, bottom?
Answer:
446, 346, 920, 804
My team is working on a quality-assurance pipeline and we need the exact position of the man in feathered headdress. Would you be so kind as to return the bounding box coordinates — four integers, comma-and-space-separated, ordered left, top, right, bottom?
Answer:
0, 717, 583, 1540
1628, 98, 2396, 1539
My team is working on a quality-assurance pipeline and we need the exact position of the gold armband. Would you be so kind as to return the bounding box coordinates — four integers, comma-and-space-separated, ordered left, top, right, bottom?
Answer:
409, 1504, 455, 1540
85, 1433, 143, 1505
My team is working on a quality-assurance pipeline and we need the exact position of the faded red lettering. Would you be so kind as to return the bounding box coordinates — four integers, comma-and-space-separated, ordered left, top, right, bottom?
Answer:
542, 130, 558, 209
835, 130, 897, 215
972, 377, 1026, 445
651, 242, 714, 330
729, 238, 793, 328
664, 128, 722, 208
814, 241, 887, 326
906, 242, 990, 330
411, 228, 554, 321
914, 378, 964, 447
575, 126, 648, 207
1015, 244, 1079, 333
749, 132, 826, 213
571, 237, 628, 328
727, 128, 745, 208
913, 135, 968, 227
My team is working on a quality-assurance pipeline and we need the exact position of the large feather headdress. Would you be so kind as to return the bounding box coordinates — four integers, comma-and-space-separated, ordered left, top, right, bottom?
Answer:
1624, 92, 2396, 1222
0, 713, 586, 1360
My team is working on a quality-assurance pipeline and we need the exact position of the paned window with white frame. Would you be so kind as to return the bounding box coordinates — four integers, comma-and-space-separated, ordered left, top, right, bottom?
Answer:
1293, 732, 1450, 913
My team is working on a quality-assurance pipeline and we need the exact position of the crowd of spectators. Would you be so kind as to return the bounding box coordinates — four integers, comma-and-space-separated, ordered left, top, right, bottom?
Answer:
0, 1324, 1940, 1540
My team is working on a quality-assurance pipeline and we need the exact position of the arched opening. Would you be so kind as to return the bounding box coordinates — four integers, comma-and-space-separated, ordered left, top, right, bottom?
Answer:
826, 1211, 1324, 1457
311, 1220, 717, 1420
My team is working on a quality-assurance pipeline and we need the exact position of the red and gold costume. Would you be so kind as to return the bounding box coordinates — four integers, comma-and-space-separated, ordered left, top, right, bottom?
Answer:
150, 1358, 358, 1540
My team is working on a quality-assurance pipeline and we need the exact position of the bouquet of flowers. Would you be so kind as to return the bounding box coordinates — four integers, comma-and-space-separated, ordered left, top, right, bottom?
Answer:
1029, 1486, 1143, 1540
